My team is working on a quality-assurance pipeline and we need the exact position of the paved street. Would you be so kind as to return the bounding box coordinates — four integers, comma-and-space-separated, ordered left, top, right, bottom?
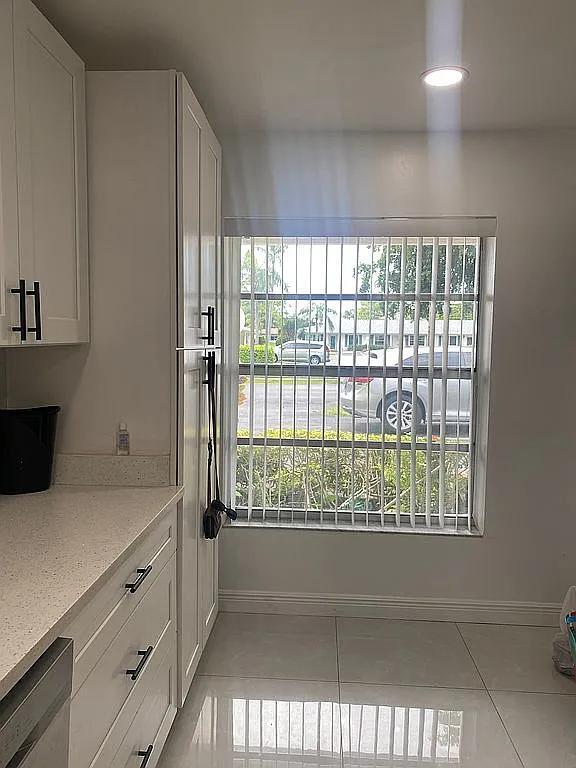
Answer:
238, 378, 357, 433
237, 378, 468, 438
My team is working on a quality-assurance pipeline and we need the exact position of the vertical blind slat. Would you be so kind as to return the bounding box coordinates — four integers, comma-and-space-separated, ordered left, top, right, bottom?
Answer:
305, 238, 313, 525
468, 236, 482, 532
277, 237, 285, 524
438, 238, 453, 529
291, 237, 299, 525
334, 237, 345, 525
395, 238, 407, 526
350, 238, 361, 525
247, 237, 256, 521
263, 237, 270, 520
365, 237, 376, 523
410, 238, 423, 527
380, 237, 391, 525
425, 237, 439, 526
320, 238, 329, 523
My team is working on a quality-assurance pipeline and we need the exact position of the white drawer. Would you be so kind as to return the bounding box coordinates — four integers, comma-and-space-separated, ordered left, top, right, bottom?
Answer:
69, 555, 176, 768
108, 638, 177, 768
66, 503, 177, 695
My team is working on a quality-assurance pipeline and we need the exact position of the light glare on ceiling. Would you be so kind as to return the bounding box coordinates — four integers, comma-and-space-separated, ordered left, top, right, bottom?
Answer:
422, 66, 469, 87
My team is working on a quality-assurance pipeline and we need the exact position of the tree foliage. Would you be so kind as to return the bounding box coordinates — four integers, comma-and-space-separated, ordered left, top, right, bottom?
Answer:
355, 243, 477, 320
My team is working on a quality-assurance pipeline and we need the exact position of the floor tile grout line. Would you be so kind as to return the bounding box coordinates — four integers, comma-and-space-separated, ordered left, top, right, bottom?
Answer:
455, 621, 488, 691
455, 624, 526, 767
197, 670, 490, 693
486, 688, 527, 768
197, 671, 340, 684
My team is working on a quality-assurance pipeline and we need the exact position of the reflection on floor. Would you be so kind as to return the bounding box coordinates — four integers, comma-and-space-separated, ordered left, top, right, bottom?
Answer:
158, 614, 576, 768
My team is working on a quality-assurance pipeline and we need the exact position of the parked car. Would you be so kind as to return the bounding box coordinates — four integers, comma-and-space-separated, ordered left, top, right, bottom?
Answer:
273, 341, 330, 365
340, 348, 471, 433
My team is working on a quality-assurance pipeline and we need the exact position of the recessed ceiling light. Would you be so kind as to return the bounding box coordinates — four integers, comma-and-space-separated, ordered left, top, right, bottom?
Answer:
421, 66, 469, 87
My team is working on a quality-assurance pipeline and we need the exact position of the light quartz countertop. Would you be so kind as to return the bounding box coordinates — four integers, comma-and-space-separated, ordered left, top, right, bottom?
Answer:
0, 484, 183, 701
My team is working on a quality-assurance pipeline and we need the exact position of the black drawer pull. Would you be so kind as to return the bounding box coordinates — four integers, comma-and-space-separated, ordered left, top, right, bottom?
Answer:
126, 646, 153, 681
137, 745, 154, 768
125, 565, 152, 593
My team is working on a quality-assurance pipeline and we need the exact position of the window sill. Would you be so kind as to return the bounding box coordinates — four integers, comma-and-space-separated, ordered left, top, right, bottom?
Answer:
227, 519, 482, 536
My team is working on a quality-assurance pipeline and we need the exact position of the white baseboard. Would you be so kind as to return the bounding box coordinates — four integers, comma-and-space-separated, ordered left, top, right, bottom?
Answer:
219, 589, 560, 626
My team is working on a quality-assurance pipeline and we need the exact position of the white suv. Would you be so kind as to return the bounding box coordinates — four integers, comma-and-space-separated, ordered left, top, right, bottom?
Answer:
274, 341, 330, 365
341, 348, 471, 433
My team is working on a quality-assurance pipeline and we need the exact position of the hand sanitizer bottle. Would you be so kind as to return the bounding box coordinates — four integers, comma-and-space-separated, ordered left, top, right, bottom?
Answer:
117, 422, 130, 456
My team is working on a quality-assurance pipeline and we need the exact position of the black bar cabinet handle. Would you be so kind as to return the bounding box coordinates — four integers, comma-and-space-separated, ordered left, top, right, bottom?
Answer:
10, 279, 27, 341
126, 646, 153, 681
201, 306, 215, 344
26, 281, 42, 341
137, 745, 154, 768
125, 565, 152, 593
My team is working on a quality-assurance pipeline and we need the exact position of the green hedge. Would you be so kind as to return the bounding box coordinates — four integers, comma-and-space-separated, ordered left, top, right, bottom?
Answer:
239, 344, 276, 364
235, 428, 468, 515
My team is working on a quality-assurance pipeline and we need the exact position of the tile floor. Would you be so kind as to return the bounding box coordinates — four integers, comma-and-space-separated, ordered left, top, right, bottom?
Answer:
158, 613, 576, 768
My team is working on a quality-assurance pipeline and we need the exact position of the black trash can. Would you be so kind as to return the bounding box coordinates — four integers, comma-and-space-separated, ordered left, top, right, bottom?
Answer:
0, 406, 61, 494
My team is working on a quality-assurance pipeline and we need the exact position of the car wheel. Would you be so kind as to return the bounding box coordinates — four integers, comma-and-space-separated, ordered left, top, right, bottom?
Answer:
309, 354, 321, 365
381, 392, 423, 434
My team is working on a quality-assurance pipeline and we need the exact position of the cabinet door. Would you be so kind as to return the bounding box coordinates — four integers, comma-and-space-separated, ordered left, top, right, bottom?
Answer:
177, 74, 221, 651
178, 76, 202, 350
13, 0, 88, 344
177, 74, 221, 350
198, 126, 221, 647
200, 124, 221, 345
0, 1, 20, 345
177, 349, 203, 706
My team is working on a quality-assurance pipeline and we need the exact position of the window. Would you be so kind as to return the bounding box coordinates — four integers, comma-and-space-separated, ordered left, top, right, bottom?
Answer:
405, 334, 426, 346
233, 235, 485, 533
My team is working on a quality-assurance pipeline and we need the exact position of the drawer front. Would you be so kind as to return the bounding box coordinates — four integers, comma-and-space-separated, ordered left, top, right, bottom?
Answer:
70, 555, 176, 768
109, 639, 177, 768
66, 503, 176, 695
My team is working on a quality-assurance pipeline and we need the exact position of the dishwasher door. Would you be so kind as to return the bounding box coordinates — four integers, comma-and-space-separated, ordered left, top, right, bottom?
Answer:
0, 638, 72, 768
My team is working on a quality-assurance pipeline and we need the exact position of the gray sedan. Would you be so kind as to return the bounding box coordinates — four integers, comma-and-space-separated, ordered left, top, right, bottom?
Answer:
340, 348, 471, 433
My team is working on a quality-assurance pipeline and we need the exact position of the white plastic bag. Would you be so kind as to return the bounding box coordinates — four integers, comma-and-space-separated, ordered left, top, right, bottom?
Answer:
552, 586, 576, 676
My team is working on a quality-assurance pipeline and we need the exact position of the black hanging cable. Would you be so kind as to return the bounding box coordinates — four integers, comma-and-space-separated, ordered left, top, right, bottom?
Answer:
203, 351, 237, 539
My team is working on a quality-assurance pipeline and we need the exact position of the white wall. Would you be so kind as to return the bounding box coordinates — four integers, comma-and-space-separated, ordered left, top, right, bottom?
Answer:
220, 130, 576, 610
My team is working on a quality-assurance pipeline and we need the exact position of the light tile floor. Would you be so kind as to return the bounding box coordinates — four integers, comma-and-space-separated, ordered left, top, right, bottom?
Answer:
158, 614, 576, 768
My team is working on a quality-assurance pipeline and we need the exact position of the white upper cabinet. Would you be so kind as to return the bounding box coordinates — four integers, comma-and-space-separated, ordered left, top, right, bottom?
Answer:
0, 2, 20, 345
0, 0, 88, 346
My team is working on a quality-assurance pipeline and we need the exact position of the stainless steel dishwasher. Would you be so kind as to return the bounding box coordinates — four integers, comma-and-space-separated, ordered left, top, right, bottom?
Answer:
0, 638, 73, 768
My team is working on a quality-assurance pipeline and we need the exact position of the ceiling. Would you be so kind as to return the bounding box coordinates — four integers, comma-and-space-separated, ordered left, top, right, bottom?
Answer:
35, 0, 576, 135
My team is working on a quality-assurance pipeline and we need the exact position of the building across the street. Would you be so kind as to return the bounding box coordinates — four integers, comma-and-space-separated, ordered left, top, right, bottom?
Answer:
299, 318, 474, 352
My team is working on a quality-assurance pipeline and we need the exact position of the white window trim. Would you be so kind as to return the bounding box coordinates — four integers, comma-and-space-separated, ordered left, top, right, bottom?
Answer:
221, 227, 496, 537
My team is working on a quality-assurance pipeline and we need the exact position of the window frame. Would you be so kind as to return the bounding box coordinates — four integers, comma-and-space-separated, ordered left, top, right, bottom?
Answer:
221, 229, 496, 537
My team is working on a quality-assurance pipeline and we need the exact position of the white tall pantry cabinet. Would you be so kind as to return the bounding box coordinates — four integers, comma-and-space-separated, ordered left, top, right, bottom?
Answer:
177, 75, 221, 704
86, 70, 222, 709
0, 0, 89, 346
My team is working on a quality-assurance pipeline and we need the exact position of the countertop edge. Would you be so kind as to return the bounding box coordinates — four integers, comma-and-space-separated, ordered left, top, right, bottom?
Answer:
0, 485, 184, 701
